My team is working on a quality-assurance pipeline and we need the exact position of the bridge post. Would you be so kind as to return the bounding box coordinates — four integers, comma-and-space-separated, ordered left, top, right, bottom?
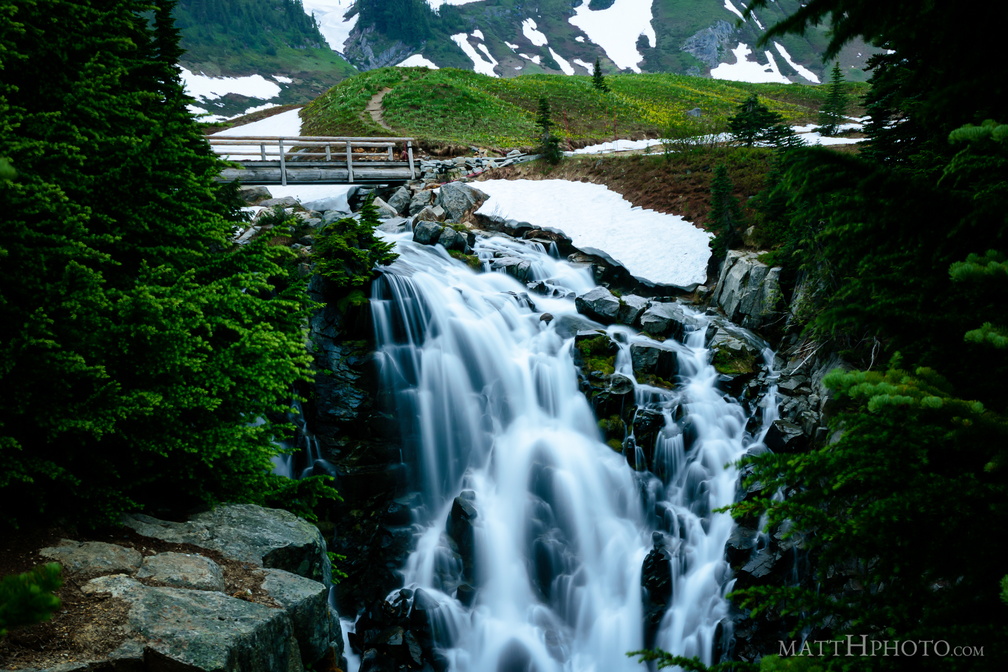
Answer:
407, 140, 416, 179
278, 138, 287, 186
346, 142, 354, 183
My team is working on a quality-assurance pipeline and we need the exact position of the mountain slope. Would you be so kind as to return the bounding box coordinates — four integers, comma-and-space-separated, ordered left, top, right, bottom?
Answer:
340, 0, 874, 84
299, 66, 860, 149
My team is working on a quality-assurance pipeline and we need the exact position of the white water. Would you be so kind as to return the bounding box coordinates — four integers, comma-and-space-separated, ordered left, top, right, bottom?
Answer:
369, 231, 775, 671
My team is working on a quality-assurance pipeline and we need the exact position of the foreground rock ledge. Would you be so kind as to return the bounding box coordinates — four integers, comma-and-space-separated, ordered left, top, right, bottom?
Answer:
29, 504, 344, 672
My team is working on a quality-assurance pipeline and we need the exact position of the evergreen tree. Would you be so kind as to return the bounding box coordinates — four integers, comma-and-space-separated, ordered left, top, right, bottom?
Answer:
592, 58, 609, 93
727, 94, 798, 148
708, 164, 744, 262
535, 97, 563, 165
0, 0, 325, 530
818, 62, 848, 136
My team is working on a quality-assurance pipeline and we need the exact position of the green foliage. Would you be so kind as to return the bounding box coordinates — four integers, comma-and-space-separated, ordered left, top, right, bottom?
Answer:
817, 62, 848, 136
175, 0, 325, 54
708, 164, 744, 260
302, 67, 846, 149
728, 94, 801, 148
0, 0, 321, 530
313, 194, 397, 289
535, 96, 563, 165
356, 0, 434, 46
0, 563, 62, 636
592, 58, 609, 93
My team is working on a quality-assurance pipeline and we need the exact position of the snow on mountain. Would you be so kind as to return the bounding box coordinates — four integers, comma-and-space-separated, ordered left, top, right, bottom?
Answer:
568, 0, 656, 73
452, 32, 500, 77
398, 54, 440, 68
301, 0, 357, 53
710, 43, 790, 84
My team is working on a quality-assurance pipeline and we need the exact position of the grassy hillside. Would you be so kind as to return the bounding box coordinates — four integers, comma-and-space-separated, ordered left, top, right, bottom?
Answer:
301, 66, 866, 150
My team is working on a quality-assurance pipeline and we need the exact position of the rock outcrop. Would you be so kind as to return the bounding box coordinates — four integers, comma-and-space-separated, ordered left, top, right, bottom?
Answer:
33, 504, 345, 672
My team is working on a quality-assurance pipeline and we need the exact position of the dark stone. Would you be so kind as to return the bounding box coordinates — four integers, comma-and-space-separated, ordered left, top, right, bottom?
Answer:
629, 342, 679, 382
574, 286, 621, 324
639, 302, 700, 342
413, 220, 444, 245
616, 294, 650, 326
763, 419, 807, 453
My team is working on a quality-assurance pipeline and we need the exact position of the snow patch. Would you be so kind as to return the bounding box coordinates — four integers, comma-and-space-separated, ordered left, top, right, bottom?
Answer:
452, 33, 499, 76
774, 42, 820, 83
181, 68, 282, 102
710, 43, 790, 84
476, 179, 711, 288
273, 75, 293, 84
520, 53, 542, 65
472, 29, 484, 40
572, 58, 593, 72
723, 0, 744, 21
522, 18, 549, 47
398, 54, 440, 69
212, 108, 304, 137
301, 0, 357, 52
569, 0, 656, 73
549, 48, 575, 75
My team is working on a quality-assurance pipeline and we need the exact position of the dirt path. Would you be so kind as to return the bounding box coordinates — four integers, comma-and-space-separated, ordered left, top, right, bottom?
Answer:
366, 87, 394, 131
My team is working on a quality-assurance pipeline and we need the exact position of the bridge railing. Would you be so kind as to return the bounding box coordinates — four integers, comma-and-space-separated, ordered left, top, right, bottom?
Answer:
208, 135, 417, 185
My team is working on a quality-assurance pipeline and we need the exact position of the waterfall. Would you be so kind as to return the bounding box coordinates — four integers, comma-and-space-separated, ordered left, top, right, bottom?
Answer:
368, 231, 776, 671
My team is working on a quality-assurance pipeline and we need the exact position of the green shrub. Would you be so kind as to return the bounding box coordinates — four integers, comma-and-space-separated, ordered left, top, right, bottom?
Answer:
0, 563, 62, 637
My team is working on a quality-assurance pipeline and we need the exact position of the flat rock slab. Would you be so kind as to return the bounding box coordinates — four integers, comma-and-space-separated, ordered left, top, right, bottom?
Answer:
83, 575, 296, 672
137, 551, 226, 592
39, 540, 142, 579
122, 504, 329, 583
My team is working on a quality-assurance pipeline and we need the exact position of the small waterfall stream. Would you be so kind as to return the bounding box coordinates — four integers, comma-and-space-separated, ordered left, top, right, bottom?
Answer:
367, 231, 776, 672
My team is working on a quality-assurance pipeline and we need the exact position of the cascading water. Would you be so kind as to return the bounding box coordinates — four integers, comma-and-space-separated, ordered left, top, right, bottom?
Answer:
368, 230, 776, 672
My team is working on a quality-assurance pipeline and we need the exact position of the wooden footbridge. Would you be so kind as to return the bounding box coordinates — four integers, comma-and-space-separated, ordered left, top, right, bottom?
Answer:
210, 135, 418, 185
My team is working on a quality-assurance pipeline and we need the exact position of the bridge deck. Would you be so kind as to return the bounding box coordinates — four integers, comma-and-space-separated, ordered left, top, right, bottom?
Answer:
209, 135, 418, 185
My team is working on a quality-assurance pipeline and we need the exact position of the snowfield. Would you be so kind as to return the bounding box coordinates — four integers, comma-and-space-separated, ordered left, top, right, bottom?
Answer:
568, 0, 656, 73
475, 179, 712, 288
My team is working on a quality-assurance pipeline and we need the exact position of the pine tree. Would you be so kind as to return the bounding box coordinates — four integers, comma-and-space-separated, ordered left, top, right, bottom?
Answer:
818, 62, 848, 136
535, 97, 563, 165
592, 58, 608, 93
0, 0, 323, 529
727, 94, 798, 148
708, 164, 744, 262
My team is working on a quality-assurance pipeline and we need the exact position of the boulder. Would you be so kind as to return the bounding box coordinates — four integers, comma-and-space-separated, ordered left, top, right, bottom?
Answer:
438, 226, 469, 253
39, 540, 142, 579
574, 287, 621, 324
122, 504, 330, 583
262, 568, 335, 665
713, 251, 783, 331
376, 217, 410, 234
763, 419, 807, 453
136, 552, 225, 592
630, 342, 679, 382
385, 186, 412, 215
616, 294, 650, 327
639, 302, 701, 342
408, 190, 433, 216
488, 256, 531, 283
412, 220, 443, 245
370, 196, 399, 220
413, 204, 446, 223
436, 182, 489, 223
239, 186, 273, 205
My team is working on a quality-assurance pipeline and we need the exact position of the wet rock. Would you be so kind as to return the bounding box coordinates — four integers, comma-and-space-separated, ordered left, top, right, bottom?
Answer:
136, 552, 225, 592
488, 256, 531, 283
414, 204, 447, 223
377, 216, 410, 234
616, 294, 650, 327
639, 302, 701, 342
39, 540, 143, 580
725, 526, 759, 567
438, 226, 469, 253
763, 418, 808, 453
239, 186, 273, 204
447, 492, 478, 581
573, 286, 620, 324
630, 342, 679, 383
413, 220, 444, 245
